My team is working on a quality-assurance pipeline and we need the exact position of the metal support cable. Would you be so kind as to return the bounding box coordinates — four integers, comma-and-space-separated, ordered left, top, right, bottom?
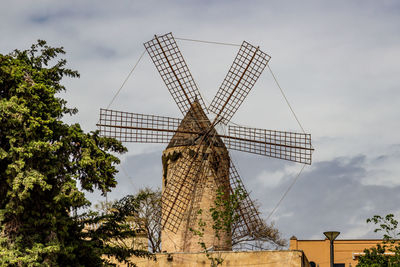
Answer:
119, 163, 138, 192
106, 49, 146, 109
267, 64, 306, 134
175, 37, 240, 47
265, 164, 306, 222
175, 36, 240, 111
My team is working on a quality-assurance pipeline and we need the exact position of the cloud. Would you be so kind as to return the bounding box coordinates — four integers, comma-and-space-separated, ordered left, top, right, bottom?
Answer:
252, 151, 400, 239
86, 145, 400, 240
2, 0, 400, 241
85, 149, 163, 205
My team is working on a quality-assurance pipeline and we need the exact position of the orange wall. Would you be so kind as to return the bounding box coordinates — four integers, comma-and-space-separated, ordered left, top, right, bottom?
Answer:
289, 237, 383, 267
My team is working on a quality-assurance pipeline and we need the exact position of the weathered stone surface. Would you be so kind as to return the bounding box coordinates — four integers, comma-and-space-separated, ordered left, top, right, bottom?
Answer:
112, 250, 311, 267
161, 145, 231, 252
161, 100, 232, 253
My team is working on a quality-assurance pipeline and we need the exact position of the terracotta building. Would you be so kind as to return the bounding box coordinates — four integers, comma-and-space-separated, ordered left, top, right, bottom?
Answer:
289, 236, 385, 267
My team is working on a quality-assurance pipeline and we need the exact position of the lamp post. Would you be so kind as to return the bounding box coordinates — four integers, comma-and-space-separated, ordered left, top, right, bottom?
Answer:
324, 231, 340, 267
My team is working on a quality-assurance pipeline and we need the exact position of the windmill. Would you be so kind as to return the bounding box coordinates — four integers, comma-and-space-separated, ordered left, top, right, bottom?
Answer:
97, 32, 313, 252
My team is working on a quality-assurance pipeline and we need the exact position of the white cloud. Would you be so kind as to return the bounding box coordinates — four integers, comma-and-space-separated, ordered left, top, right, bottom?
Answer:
256, 164, 302, 188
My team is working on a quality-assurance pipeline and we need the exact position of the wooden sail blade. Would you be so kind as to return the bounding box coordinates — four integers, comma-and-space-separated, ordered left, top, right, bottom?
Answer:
97, 108, 185, 143
224, 125, 313, 165
209, 41, 270, 124
144, 32, 207, 116
229, 161, 267, 241
161, 148, 205, 233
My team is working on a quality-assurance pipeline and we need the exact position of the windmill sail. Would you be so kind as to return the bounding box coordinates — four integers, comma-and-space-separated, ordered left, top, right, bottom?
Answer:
162, 148, 205, 233
229, 161, 267, 241
98, 108, 181, 143
225, 125, 313, 165
144, 33, 207, 116
209, 41, 270, 124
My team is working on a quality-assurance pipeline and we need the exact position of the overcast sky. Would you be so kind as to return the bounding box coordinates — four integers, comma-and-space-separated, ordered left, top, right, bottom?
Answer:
2, 0, 400, 242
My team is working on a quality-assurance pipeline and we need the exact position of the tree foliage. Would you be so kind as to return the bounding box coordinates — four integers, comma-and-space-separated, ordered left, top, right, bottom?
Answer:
0, 40, 150, 266
232, 218, 287, 250
189, 186, 286, 267
132, 188, 161, 253
356, 214, 400, 267
230, 191, 286, 250
95, 188, 162, 253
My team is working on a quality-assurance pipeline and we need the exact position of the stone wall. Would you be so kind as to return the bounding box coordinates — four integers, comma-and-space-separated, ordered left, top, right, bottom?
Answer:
115, 250, 310, 267
161, 145, 231, 252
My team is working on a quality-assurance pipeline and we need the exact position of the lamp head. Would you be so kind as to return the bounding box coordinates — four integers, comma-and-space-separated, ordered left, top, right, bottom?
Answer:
324, 231, 340, 241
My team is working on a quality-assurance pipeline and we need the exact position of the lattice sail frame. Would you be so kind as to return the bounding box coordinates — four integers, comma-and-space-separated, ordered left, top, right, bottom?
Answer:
209, 41, 271, 124
225, 125, 312, 165
98, 108, 313, 165
98, 108, 181, 143
161, 148, 206, 232
229, 161, 266, 241
144, 33, 207, 116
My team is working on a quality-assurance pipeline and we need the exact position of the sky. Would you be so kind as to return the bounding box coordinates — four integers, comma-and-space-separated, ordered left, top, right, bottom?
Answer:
1, 0, 400, 242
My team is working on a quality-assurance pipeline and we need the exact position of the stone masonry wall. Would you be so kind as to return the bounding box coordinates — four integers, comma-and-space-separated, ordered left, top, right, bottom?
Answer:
111, 250, 311, 267
161, 145, 231, 253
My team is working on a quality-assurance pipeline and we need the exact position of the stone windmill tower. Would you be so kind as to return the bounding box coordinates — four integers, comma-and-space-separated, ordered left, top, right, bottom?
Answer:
98, 32, 313, 253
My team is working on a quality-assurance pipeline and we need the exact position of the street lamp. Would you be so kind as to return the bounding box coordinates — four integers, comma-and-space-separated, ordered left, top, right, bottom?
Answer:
324, 231, 340, 267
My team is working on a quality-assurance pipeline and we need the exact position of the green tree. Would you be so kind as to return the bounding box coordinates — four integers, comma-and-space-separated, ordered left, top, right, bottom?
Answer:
356, 214, 400, 267
0, 40, 151, 266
